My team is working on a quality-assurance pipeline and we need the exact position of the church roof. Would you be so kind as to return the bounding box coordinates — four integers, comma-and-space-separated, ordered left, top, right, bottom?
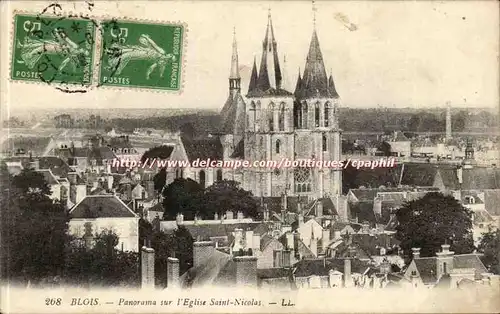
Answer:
181, 137, 223, 162
220, 92, 246, 135
296, 30, 339, 99
247, 57, 258, 93
229, 31, 240, 79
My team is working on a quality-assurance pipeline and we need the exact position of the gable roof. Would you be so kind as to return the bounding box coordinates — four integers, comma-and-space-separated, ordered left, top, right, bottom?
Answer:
181, 137, 223, 162
183, 222, 262, 241
220, 92, 246, 135
69, 195, 138, 218
293, 258, 370, 278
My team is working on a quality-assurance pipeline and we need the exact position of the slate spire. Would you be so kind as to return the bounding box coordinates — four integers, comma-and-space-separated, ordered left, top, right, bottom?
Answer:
248, 56, 258, 93
300, 29, 329, 98
229, 28, 241, 91
256, 10, 282, 91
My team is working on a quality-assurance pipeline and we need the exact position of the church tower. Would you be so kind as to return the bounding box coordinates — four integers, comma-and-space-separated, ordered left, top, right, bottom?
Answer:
220, 30, 246, 157
293, 23, 342, 197
245, 11, 295, 197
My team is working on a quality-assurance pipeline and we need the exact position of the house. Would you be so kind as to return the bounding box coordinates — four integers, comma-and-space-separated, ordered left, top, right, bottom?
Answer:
387, 131, 411, 157
403, 245, 497, 288
68, 195, 140, 252
0, 136, 53, 158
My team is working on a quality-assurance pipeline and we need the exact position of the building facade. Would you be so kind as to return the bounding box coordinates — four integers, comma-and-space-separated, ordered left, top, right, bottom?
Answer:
220, 12, 343, 200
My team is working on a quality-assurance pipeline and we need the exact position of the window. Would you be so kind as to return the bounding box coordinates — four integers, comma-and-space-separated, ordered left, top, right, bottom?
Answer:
268, 103, 275, 132
294, 167, 312, 193
276, 139, 281, 154
216, 169, 223, 181
315, 102, 320, 127
443, 262, 447, 274
175, 168, 183, 179
279, 103, 285, 131
411, 270, 417, 276
322, 134, 327, 152
199, 170, 206, 188
324, 102, 331, 127
301, 102, 308, 128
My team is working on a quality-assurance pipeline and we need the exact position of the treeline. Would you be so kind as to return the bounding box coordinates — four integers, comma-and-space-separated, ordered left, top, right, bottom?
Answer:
109, 113, 221, 137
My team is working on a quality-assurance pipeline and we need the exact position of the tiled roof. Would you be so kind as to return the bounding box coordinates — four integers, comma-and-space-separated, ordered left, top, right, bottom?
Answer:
3, 156, 73, 178
293, 258, 370, 278
461, 168, 500, 190
69, 195, 138, 218
1, 136, 52, 156
220, 92, 246, 135
257, 268, 291, 279
260, 234, 276, 251
180, 249, 235, 288
391, 131, 410, 142
181, 137, 223, 162
257, 196, 309, 213
453, 254, 488, 280
414, 258, 437, 284
296, 239, 315, 259
183, 222, 261, 241
400, 164, 440, 187
246, 88, 294, 98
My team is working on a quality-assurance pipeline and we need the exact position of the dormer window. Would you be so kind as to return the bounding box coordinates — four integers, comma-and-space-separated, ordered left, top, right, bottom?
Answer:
465, 196, 475, 204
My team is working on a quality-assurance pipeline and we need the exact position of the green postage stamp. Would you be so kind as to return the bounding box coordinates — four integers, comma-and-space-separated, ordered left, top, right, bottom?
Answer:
11, 14, 95, 86
98, 20, 184, 91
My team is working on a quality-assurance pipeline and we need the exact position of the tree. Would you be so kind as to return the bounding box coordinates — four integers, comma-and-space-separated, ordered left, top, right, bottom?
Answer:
377, 141, 392, 157
395, 192, 474, 259
64, 229, 139, 287
204, 180, 259, 219
162, 178, 204, 220
0, 167, 69, 284
477, 227, 500, 274
153, 168, 167, 193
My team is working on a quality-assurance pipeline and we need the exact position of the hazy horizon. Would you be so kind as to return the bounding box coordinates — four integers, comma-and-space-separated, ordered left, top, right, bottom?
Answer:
1, 1, 499, 121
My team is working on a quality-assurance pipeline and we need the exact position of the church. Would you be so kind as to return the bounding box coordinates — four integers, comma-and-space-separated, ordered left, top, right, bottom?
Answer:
218, 11, 343, 200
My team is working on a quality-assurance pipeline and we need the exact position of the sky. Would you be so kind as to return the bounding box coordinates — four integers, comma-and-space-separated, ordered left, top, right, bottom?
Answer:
1, 0, 499, 119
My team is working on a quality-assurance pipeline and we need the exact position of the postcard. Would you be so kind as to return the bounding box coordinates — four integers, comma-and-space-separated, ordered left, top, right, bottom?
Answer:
1, 0, 499, 313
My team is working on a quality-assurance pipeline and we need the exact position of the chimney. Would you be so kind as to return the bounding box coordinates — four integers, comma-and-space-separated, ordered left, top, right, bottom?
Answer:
343, 258, 352, 287
107, 175, 113, 191
411, 247, 421, 259
245, 229, 253, 252
146, 180, 154, 199
321, 228, 331, 254
281, 193, 288, 211
233, 228, 244, 252
167, 257, 180, 288
214, 213, 219, 220
285, 232, 294, 250
456, 166, 463, 185
68, 172, 77, 185
126, 183, 132, 200
252, 233, 261, 253
141, 245, 155, 289
298, 214, 304, 228
226, 210, 234, 220
263, 204, 269, 221
193, 241, 215, 269
379, 258, 391, 274
436, 243, 455, 279
237, 211, 244, 220
176, 213, 184, 225
282, 249, 291, 267
373, 197, 382, 217
315, 199, 323, 217
234, 256, 258, 287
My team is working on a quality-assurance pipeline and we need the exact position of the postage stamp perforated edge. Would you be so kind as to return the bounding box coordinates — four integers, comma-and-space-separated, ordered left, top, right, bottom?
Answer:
8, 10, 100, 91
94, 16, 188, 95
8, 10, 188, 95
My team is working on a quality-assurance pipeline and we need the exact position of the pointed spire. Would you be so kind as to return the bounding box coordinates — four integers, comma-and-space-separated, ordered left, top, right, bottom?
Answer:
281, 54, 290, 91
294, 67, 303, 97
248, 56, 258, 94
328, 69, 339, 98
256, 10, 282, 91
300, 29, 329, 98
229, 27, 240, 79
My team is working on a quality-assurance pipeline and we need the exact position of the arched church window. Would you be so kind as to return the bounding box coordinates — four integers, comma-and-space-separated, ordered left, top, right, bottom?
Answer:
315, 102, 320, 127
199, 170, 206, 189
324, 102, 331, 127
294, 167, 312, 193
268, 103, 275, 132
322, 134, 327, 151
301, 101, 308, 129
276, 139, 281, 154
279, 103, 285, 131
